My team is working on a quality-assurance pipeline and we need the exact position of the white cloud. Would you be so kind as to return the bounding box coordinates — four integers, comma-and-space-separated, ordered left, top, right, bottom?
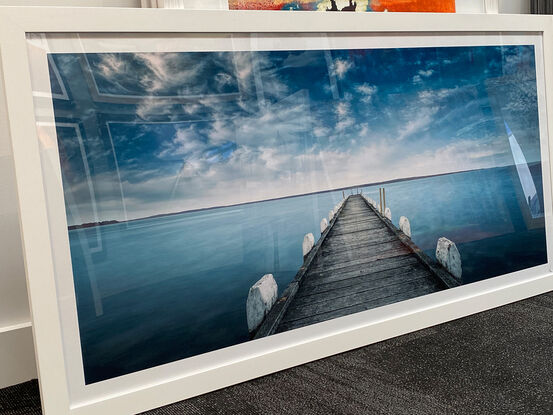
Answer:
397, 106, 440, 141
172, 127, 205, 153
232, 52, 253, 89
412, 69, 435, 84
232, 51, 289, 101
334, 101, 354, 133
336, 101, 349, 117
156, 125, 207, 158
215, 72, 233, 89
258, 146, 293, 171
136, 98, 171, 119
232, 91, 312, 147
181, 102, 202, 115
207, 119, 235, 143
333, 58, 353, 80
135, 52, 210, 94
403, 137, 507, 174
418, 87, 460, 104
418, 69, 434, 78
96, 54, 126, 78
313, 126, 330, 138
336, 117, 354, 132
356, 83, 377, 104
359, 123, 370, 137
179, 157, 208, 179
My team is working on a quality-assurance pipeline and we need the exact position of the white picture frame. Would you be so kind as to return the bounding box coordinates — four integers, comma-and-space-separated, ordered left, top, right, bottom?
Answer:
2, 7, 553, 415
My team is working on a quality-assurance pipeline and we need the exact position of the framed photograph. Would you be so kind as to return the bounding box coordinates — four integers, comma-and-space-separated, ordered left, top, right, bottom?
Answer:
227, 0, 456, 12
2, 7, 553, 415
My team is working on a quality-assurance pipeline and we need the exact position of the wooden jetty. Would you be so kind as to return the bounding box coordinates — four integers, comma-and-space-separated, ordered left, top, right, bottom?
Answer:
253, 194, 461, 338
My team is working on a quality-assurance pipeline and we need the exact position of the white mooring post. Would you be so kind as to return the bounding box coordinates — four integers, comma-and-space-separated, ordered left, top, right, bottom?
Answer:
384, 207, 392, 220
435, 237, 462, 282
246, 274, 278, 333
320, 218, 328, 233
329, 210, 334, 221
399, 216, 411, 237
302, 233, 315, 257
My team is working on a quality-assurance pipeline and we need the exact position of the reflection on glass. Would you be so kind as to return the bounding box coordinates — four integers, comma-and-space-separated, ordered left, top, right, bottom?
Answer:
505, 121, 542, 218
41, 42, 547, 384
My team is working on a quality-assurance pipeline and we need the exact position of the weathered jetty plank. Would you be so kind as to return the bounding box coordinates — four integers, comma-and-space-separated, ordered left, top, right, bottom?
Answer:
253, 194, 460, 339
282, 277, 441, 322
276, 284, 439, 332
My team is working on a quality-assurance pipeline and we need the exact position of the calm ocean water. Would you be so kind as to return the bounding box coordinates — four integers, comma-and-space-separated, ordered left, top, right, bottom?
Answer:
70, 164, 547, 383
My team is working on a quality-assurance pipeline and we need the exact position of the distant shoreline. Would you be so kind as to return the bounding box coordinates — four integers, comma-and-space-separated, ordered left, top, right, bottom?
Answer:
67, 162, 532, 230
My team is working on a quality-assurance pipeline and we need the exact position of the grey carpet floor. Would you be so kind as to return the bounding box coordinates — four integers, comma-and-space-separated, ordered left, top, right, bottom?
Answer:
2, 291, 553, 414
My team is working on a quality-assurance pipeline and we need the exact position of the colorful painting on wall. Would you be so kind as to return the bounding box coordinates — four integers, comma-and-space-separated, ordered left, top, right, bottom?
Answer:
46, 41, 545, 385
228, 0, 456, 12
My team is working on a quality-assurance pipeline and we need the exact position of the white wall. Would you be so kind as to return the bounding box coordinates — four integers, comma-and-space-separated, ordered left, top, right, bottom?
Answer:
456, 0, 530, 14
0, 0, 141, 6
0, 0, 532, 390
499, 0, 530, 14
0, 51, 37, 389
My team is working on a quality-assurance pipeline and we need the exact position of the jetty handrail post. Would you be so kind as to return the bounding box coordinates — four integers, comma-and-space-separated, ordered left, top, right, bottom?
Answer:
302, 233, 315, 258
399, 216, 411, 237
246, 274, 278, 334
320, 218, 328, 234
436, 237, 462, 283
379, 188, 383, 214
383, 187, 386, 213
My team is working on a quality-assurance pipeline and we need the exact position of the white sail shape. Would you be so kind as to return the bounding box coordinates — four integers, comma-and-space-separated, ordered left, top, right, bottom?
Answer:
505, 121, 541, 218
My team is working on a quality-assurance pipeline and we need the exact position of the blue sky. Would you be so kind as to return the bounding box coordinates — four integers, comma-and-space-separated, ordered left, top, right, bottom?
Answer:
51, 45, 541, 223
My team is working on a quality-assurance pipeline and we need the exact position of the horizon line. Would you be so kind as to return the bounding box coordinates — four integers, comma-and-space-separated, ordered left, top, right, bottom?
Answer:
68, 162, 536, 229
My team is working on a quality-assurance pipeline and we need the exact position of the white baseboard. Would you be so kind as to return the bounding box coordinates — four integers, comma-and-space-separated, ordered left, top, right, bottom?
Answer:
0, 323, 36, 389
